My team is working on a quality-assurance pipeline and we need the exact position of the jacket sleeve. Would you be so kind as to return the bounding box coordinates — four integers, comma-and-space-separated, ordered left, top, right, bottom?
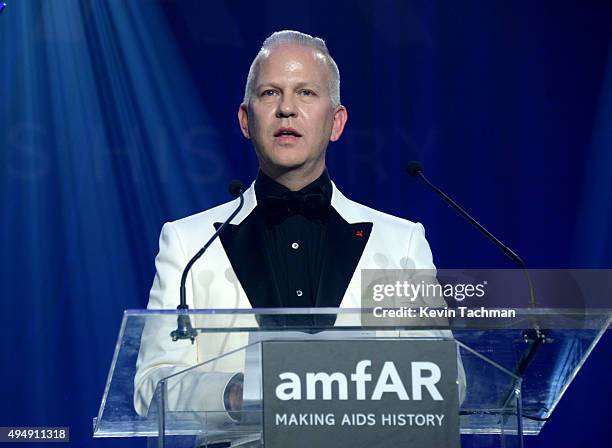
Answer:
133, 222, 239, 419
405, 222, 467, 404
407, 222, 435, 270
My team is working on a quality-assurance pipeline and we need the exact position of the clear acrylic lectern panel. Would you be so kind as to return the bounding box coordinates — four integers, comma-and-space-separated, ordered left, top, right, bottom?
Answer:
154, 335, 524, 447
93, 308, 611, 447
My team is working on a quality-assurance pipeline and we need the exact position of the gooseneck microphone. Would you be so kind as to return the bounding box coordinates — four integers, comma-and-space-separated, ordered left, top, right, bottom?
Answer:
406, 161, 536, 307
406, 161, 548, 424
171, 180, 246, 342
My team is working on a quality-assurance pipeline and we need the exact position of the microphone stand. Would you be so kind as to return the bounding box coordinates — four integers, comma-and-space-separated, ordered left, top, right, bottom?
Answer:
406, 162, 548, 427
171, 181, 245, 343
407, 162, 537, 307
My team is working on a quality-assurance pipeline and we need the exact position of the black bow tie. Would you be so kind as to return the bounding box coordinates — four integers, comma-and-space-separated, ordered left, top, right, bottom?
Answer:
261, 188, 330, 224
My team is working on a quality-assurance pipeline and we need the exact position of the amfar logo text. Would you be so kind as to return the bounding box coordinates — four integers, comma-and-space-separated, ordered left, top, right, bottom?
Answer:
275, 360, 443, 401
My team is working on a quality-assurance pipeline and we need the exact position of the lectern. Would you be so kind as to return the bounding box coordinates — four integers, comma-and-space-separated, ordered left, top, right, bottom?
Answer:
93, 307, 611, 447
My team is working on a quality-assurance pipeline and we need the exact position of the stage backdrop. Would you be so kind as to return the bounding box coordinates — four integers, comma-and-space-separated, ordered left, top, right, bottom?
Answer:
0, 1, 611, 447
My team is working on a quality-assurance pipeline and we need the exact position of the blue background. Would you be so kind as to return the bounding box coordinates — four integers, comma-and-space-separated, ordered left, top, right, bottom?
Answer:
1, 0, 611, 446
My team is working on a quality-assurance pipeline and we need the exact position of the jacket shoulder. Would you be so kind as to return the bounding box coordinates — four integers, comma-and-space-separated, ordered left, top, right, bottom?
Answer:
169, 198, 242, 235
337, 196, 424, 232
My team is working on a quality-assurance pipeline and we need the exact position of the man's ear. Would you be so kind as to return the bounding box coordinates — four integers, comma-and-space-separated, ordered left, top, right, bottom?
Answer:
238, 104, 251, 139
330, 105, 348, 142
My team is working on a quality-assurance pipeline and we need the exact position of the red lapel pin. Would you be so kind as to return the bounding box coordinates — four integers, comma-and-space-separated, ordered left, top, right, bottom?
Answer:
355, 229, 364, 238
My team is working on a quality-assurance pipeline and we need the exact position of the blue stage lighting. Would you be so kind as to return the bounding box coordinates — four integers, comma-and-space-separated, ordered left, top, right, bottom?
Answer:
0, 3, 6, 14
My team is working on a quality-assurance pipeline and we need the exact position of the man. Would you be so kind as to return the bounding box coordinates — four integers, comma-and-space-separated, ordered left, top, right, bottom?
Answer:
134, 30, 448, 426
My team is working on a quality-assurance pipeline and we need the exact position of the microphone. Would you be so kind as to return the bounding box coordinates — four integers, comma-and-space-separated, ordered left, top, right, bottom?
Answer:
407, 162, 549, 421
228, 180, 244, 198
171, 180, 246, 342
406, 161, 536, 307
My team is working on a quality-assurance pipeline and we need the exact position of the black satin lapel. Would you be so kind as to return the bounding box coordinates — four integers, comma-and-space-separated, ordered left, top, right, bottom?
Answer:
215, 209, 282, 308
315, 209, 373, 308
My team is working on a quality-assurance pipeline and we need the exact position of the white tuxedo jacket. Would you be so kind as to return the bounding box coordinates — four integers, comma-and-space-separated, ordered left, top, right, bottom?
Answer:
134, 181, 453, 417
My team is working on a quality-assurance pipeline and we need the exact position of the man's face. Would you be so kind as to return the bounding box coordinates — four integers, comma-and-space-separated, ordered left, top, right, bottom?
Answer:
238, 44, 347, 179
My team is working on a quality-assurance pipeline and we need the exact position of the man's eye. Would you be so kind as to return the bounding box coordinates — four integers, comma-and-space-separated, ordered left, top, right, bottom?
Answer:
301, 89, 315, 96
261, 89, 277, 96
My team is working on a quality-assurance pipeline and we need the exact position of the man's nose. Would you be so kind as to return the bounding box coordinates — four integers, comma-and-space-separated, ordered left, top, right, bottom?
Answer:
276, 95, 297, 118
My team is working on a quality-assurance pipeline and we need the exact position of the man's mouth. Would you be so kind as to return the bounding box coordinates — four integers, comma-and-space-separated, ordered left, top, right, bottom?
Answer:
274, 127, 302, 140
